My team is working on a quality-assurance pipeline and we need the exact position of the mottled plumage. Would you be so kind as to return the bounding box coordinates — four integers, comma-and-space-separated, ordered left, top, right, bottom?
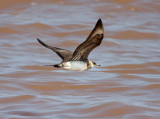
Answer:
37, 19, 104, 71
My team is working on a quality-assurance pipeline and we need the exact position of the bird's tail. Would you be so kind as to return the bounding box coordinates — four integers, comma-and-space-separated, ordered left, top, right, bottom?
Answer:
45, 64, 61, 68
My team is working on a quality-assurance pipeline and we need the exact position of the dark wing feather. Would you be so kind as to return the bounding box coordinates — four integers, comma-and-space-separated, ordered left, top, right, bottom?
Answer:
37, 38, 73, 62
70, 19, 104, 61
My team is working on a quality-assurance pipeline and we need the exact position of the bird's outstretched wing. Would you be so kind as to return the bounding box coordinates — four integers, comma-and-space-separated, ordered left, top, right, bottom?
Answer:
37, 38, 73, 62
70, 19, 104, 61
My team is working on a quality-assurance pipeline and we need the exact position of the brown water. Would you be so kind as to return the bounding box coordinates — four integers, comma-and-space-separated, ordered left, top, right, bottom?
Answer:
0, 0, 160, 119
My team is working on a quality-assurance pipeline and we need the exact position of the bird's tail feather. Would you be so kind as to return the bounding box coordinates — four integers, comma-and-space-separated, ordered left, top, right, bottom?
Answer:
44, 64, 61, 68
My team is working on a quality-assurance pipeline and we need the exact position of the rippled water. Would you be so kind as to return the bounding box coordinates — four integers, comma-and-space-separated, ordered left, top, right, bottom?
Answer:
0, 0, 160, 119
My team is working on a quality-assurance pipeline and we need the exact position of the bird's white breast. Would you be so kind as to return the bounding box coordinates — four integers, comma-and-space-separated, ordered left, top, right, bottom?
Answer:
62, 61, 88, 71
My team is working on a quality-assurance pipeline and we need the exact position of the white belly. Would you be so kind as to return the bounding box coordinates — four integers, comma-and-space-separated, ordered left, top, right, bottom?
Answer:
62, 61, 88, 71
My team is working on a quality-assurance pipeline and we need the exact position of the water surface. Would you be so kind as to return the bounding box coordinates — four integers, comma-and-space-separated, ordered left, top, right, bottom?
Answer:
0, 0, 160, 119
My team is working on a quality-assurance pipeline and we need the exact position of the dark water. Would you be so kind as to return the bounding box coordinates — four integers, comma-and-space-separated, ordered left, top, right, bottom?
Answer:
0, 0, 160, 119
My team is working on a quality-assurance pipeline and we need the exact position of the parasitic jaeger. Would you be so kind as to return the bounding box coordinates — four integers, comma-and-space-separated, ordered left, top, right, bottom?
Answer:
37, 19, 104, 71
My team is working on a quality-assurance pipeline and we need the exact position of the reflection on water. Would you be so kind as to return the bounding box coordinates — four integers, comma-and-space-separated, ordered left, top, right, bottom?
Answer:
0, 0, 160, 118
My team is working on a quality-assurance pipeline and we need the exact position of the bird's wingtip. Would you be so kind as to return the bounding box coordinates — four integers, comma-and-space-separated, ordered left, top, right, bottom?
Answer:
37, 38, 43, 44
96, 18, 103, 30
37, 38, 40, 41
98, 18, 101, 20
98, 18, 102, 23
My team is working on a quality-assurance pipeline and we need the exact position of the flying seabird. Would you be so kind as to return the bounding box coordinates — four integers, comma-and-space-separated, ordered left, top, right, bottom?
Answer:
37, 18, 104, 71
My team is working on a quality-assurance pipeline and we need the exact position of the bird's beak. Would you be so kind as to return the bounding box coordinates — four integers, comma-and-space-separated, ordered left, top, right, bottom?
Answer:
96, 64, 101, 66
